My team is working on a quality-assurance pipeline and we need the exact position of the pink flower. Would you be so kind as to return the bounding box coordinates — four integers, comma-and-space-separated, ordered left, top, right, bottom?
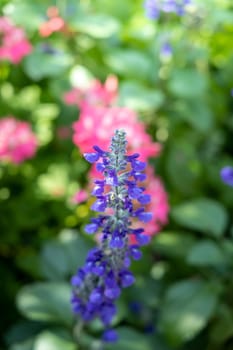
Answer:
64, 75, 118, 108
0, 117, 38, 164
71, 190, 88, 204
0, 17, 32, 64
73, 104, 161, 161
39, 6, 70, 37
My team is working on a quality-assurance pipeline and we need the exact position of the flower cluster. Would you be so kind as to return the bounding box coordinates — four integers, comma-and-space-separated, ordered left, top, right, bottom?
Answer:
73, 104, 161, 161
64, 75, 118, 108
0, 17, 32, 64
71, 130, 152, 342
220, 166, 233, 187
0, 117, 38, 164
39, 6, 70, 37
67, 75, 161, 161
144, 0, 192, 19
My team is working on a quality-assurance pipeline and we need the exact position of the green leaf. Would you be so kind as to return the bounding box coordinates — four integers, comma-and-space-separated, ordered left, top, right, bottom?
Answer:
16, 282, 73, 326
105, 50, 152, 80
187, 240, 226, 266
168, 69, 208, 99
160, 279, 219, 346
106, 327, 151, 350
174, 101, 213, 132
23, 50, 72, 80
3, 2, 46, 31
34, 331, 76, 350
171, 198, 228, 237
153, 231, 196, 259
9, 338, 34, 350
166, 141, 201, 195
210, 304, 233, 346
118, 81, 164, 111
40, 229, 93, 280
71, 14, 120, 38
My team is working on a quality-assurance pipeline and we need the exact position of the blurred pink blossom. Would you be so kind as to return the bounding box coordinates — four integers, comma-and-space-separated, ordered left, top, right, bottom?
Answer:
0, 117, 38, 164
39, 6, 70, 37
73, 104, 161, 161
64, 75, 118, 108
0, 17, 32, 64
71, 189, 88, 204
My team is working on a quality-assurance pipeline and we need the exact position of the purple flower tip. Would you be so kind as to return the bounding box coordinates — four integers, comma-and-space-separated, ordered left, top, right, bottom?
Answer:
104, 286, 121, 299
137, 234, 151, 246
85, 223, 98, 234
84, 152, 100, 163
102, 329, 118, 342
138, 212, 153, 223
138, 194, 151, 205
91, 198, 107, 212
120, 272, 135, 287
220, 166, 233, 187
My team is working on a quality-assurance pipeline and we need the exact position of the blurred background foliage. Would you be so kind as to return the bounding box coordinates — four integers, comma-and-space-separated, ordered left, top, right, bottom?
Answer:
0, 0, 233, 349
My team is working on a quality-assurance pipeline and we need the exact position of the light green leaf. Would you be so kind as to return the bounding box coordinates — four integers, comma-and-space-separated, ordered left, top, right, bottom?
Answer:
16, 282, 73, 326
23, 50, 72, 80
119, 81, 164, 111
168, 69, 208, 99
71, 14, 120, 38
105, 50, 152, 80
40, 229, 92, 280
171, 198, 228, 237
34, 331, 76, 350
187, 240, 226, 266
160, 279, 219, 346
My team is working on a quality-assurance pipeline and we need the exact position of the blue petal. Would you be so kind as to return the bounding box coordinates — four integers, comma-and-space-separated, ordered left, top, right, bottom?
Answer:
84, 152, 100, 163
138, 212, 152, 223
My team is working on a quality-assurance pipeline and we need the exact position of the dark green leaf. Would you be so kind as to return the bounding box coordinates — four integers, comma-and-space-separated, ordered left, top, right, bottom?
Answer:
187, 240, 226, 266
16, 282, 73, 326
160, 279, 219, 346
171, 198, 228, 237
153, 231, 196, 259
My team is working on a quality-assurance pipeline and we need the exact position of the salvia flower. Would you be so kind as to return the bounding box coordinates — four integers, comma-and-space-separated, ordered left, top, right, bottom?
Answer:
144, 0, 192, 19
220, 166, 233, 187
71, 130, 152, 342
0, 117, 38, 164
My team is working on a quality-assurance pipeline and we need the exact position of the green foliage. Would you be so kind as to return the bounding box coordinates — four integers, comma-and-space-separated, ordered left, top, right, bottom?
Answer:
171, 198, 228, 237
159, 279, 219, 347
1, 0, 233, 349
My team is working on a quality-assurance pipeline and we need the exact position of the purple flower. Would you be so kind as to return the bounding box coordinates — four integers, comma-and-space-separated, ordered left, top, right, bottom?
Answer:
84, 152, 99, 163
71, 130, 152, 342
102, 329, 118, 342
160, 42, 173, 58
144, 0, 191, 19
85, 223, 98, 234
91, 197, 107, 212
220, 166, 233, 187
